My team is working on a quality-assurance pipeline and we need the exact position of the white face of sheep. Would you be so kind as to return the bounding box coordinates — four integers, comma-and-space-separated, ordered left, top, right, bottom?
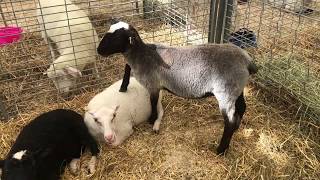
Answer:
45, 66, 82, 93
87, 106, 120, 145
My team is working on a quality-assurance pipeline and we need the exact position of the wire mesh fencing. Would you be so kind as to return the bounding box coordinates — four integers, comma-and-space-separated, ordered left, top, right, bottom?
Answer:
0, 0, 211, 119
220, 0, 320, 121
0, 0, 319, 121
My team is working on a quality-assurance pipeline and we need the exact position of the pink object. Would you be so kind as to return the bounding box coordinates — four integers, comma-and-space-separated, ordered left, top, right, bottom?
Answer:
0, 26, 23, 46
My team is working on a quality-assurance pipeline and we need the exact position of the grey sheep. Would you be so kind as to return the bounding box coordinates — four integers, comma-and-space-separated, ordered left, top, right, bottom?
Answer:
97, 21, 258, 154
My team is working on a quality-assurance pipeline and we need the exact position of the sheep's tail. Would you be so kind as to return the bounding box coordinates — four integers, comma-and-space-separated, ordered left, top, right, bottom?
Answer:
248, 62, 258, 75
242, 50, 258, 75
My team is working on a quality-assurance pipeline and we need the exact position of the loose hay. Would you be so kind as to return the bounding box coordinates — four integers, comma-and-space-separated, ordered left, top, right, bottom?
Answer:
255, 53, 320, 121
233, 2, 320, 121
0, 84, 319, 179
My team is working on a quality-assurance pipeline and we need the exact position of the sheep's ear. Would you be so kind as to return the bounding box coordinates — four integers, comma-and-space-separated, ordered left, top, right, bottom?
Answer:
126, 26, 138, 45
110, 19, 119, 25
32, 148, 52, 160
0, 159, 4, 168
64, 67, 82, 78
39, 148, 51, 158
0, 160, 3, 177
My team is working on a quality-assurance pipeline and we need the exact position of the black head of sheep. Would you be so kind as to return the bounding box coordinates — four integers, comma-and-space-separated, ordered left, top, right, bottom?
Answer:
97, 21, 141, 57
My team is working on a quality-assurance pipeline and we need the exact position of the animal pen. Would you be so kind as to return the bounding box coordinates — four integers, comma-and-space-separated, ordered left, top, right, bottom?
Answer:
0, 0, 319, 179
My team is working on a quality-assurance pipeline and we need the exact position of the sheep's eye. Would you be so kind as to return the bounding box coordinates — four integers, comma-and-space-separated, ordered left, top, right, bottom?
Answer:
111, 114, 116, 122
93, 118, 101, 125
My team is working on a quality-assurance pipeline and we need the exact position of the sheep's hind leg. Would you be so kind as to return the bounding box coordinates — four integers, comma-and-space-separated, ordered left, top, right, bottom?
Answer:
119, 64, 131, 92
149, 89, 160, 125
214, 92, 245, 154
234, 92, 246, 129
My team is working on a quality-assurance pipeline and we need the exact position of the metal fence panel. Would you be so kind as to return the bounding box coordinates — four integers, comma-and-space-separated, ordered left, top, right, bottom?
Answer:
1, 0, 319, 121
0, 0, 211, 119
222, 0, 320, 120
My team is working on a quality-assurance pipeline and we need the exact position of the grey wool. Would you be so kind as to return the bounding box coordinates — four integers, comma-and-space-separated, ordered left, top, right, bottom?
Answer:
97, 21, 258, 154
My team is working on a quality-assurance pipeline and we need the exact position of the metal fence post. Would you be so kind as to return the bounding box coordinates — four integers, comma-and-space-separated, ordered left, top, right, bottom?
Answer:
208, 0, 233, 43
223, 0, 234, 43
143, 0, 154, 19
208, 0, 219, 43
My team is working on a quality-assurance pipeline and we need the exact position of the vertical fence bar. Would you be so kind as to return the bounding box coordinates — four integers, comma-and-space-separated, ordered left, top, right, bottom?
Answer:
135, 0, 139, 13
0, 95, 8, 121
215, 0, 226, 43
208, 0, 219, 43
0, 0, 8, 27
143, 0, 153, 19
222, 0, 233, 42
208, 0, 233, 43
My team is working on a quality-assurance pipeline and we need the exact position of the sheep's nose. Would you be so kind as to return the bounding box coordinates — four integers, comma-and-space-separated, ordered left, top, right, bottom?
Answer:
105, 134, 114, 142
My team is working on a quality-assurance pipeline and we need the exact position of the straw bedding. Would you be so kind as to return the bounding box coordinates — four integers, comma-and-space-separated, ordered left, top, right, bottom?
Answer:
0, 81, 319, 179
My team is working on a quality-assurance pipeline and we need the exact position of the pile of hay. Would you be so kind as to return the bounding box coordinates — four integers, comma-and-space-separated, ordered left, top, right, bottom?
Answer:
255, 53, 320, 121
0, 82, 319, 179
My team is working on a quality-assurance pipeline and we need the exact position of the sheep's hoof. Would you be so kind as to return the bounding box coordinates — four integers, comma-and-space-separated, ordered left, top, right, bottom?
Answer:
152, 120, 161, 133
119, 87, 127, 92
69, 158, 80, 175
153, 129, 159, 134
216, 146, 228, 155
87, 156, 97, 174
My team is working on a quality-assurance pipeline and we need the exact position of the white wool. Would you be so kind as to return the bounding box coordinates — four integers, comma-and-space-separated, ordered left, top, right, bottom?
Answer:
108, 21, 129, 33
37, 0, 99, 92
69, 158, 80, 175
88, 156, 97, 174
84, 77, 163, 145
12, 150, 27, 160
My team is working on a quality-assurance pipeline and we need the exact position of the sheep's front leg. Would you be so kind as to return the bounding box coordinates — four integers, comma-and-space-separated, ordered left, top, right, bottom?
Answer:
234, 93, 246, 129
119, 64, 131, 92
87, 156, 97, 174
69, 158, 80, 175
149, 89, 160, 125
153, 91, 164, 133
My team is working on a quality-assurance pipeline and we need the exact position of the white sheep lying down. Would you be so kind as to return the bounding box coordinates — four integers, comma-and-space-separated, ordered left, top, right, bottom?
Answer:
37, 0, 99, 93
84, 77, 163, 146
